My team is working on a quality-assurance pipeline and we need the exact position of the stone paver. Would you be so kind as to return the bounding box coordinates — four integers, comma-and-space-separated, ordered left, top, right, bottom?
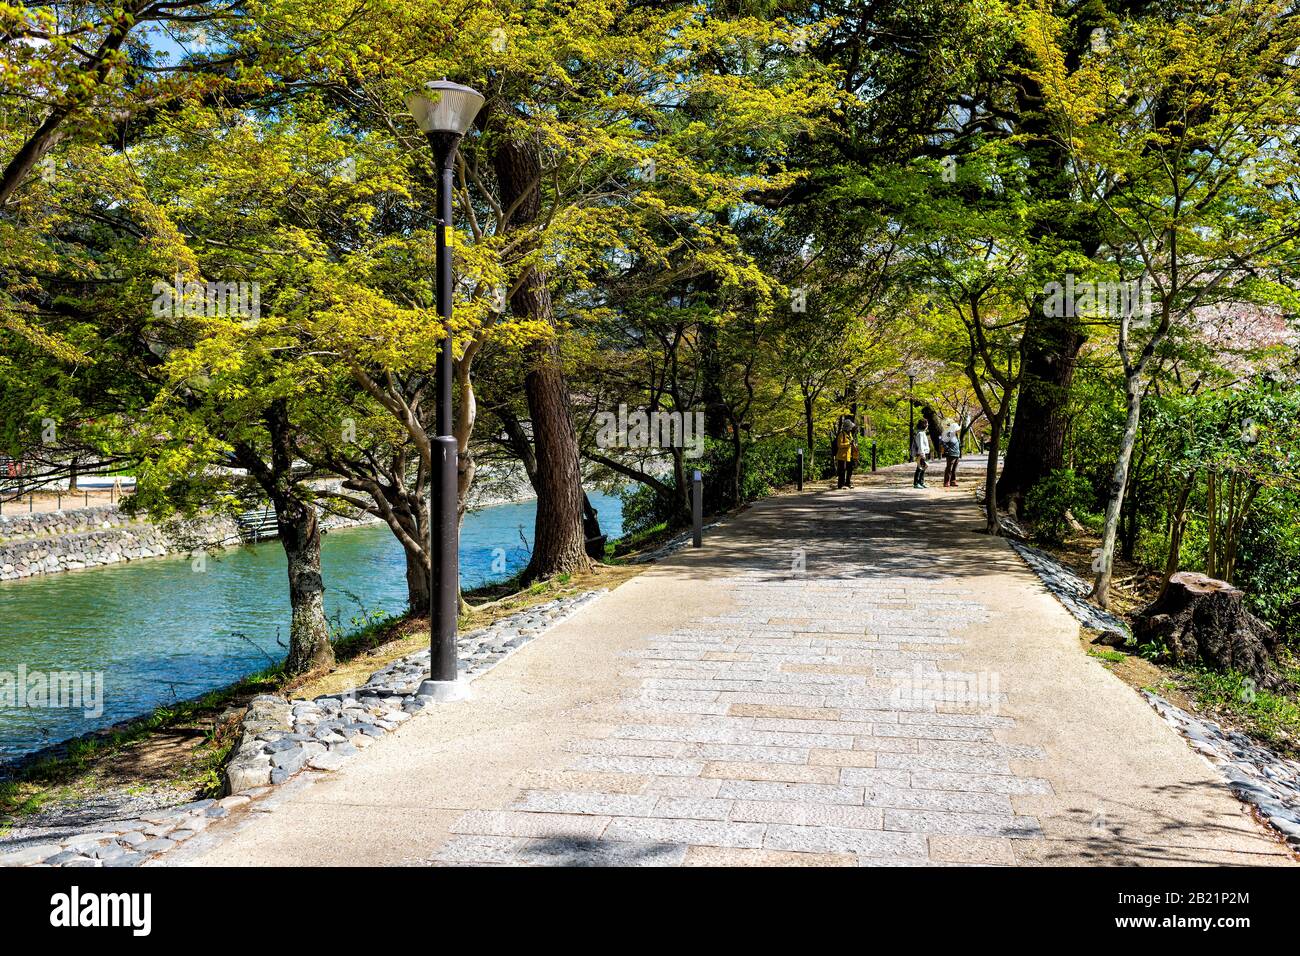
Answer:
161, 459, 1294, 868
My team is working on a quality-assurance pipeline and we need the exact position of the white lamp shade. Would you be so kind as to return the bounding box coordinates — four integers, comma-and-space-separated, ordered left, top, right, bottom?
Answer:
406, 80, 485, 136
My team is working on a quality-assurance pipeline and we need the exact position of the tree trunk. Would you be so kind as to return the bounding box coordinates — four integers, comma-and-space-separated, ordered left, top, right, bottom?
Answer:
334, 469, 428, 616
493, 129, 591, 581
582, 492, 603, 539
1119, 480, 1140, 562
405, 542, 431, 616
996, 314, 1085, 515
996, 47, 1091, 516
1206, 470, 1219, 580
982, 412, 1003, 536
921, 405, 942, 460
1135, 572, 1287, 691
803, 389, 815, 467
699, 321, 729, 442
522, 346, 591, 578
278, 495, 334, 674
455, 359, 478, 525
1091, 379, 1143, 608
728, 419, 744, 507
672, 446, 688, 520
1159, 477, 1194, 597
235, 403, 334, 676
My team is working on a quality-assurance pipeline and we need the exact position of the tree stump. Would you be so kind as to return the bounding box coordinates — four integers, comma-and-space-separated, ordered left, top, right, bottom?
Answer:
1135, 572, 1287, 690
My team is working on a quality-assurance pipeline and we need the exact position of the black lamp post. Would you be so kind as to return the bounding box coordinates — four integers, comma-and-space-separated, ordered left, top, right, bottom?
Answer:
407, 79, 485, 699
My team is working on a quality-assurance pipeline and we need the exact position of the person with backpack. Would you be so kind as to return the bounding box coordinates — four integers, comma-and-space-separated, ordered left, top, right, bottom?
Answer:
910, 420, 931, 488
940, 423, 962, 487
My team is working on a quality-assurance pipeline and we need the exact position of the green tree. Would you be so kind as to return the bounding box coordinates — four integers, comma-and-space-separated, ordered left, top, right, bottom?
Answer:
1023, 0, 1300, 604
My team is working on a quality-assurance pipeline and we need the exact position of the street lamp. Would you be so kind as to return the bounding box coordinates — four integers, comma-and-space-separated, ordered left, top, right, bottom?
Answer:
407, 79, 485, 701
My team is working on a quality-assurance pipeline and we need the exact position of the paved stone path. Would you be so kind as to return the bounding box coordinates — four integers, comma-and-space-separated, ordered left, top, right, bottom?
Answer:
165, 460, 1293, 867
431, 572, 1048, 866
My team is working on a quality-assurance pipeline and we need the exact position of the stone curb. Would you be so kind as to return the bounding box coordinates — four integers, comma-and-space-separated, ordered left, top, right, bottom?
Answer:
0, 587, 608, 869
1143, 691, 1300, 853
1007, 540, 1130, 642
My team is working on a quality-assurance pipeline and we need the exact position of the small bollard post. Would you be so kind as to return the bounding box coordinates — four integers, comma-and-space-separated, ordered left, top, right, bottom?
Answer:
56, 492, 61, 511
84, 490, 89, 507
691, 469, 703, 548
796, 448, 804, 491
29, 493, 34, 513
871, 441, 878, 472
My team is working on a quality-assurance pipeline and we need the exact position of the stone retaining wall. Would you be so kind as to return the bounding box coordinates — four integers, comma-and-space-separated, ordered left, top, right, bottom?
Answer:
0, 504, 137, 541
0, 506, 241, 582
0, 503, 383, 583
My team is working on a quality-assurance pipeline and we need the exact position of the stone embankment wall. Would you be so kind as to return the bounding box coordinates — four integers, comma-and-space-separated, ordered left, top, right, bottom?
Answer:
0, 505, 241, 582
0, 504, 141, 539
0, 503, 383, 582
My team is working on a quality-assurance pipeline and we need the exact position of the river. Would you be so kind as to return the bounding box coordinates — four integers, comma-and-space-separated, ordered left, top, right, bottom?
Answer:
0, 491, 623, 763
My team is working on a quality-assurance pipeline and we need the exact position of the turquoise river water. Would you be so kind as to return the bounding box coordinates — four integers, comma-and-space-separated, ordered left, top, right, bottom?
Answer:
0, 492, 623, 762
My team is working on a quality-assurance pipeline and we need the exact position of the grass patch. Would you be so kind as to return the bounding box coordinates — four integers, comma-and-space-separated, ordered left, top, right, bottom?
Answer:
1087, 647, 1127, 663
0, 665, 280, 830
606, 521, 673, 561
1172, 660, 1300, 759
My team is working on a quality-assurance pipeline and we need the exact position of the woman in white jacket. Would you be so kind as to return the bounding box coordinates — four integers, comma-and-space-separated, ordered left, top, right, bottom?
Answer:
910, 422, 931, 488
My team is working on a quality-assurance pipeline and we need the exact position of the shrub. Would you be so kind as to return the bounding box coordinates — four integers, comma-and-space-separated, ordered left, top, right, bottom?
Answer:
618, 481, 679, 538
1025, 468, 1092, 545
1237, 487, 1300, 642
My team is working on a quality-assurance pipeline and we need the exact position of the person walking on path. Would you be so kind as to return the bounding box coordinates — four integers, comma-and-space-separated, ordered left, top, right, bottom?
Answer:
910, 420, 930, 488
833, 417, 857, 488
847, 421, 860, 485
940, 422, 962, 487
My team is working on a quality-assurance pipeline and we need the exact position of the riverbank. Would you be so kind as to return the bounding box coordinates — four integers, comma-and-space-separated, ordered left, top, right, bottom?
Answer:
7, 463, 1289, 868
0, 557, 650, 856
0, 488, 654, 825
0, 490, 710, 865
118, 461, 1296, 868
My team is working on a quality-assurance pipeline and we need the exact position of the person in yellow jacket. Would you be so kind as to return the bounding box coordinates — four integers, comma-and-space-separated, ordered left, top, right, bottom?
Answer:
833, 416, 859, 488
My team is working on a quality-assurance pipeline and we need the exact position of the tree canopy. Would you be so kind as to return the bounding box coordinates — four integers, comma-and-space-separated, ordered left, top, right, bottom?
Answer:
3, 0, 1298, 670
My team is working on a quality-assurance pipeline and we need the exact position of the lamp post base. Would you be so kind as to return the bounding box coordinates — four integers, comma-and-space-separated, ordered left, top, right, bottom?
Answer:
417, 679, 470, 702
